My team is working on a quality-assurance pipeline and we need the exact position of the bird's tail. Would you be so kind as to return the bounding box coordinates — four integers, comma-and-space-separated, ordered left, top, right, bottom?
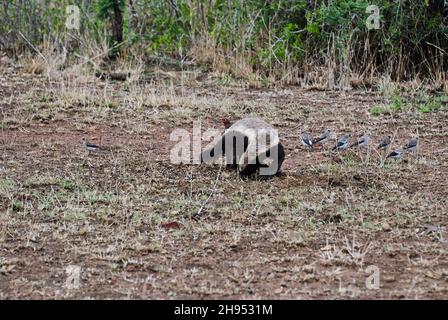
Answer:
312, 137, 324, 144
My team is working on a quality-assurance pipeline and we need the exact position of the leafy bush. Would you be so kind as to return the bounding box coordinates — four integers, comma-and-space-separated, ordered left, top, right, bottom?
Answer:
1, 0, 446, 84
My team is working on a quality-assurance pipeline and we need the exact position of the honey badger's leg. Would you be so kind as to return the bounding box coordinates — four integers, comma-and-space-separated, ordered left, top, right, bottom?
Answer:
239, 143, 285, 178
277, 143, 285, 172
273, 143, 286, 173
257, 142, 285, 176
201, 131, 248, 167
239, 163, 259, 177
237, 139, 258, 177
200, 135, 225, 163
226, 134, 249, 170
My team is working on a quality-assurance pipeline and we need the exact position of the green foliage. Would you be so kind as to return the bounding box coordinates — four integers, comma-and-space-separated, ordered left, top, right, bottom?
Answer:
371, 94, 445, 116
369, 97, 405, 116
97, 0, 126, 19
369, 105, 389, 116
59, 179, 75, 191
0, 0, 446, 82
11, 199, 24, 212
390, 96, 404, 112
419, 99, 443, 113
96, 0, 126, 57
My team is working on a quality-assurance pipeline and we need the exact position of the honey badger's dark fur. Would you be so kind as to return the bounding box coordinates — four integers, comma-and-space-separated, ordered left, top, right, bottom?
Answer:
201, 118, 285, 177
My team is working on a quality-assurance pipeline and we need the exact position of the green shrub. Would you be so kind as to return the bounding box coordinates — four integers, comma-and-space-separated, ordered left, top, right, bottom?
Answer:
0, 0, 446, 83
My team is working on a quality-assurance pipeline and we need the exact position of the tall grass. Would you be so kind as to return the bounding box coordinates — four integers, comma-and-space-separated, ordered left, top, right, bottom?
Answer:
1, 0, 446, 87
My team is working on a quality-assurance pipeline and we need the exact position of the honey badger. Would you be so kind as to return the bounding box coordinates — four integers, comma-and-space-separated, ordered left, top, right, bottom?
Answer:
201, 118, 285, 177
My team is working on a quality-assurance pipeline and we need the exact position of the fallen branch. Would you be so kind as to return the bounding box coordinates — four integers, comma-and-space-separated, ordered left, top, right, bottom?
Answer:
193, 164, 223, 220
95, 70, 130, 81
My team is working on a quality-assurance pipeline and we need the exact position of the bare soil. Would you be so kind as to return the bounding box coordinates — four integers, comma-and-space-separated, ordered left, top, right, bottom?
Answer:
0, 65, 447, 299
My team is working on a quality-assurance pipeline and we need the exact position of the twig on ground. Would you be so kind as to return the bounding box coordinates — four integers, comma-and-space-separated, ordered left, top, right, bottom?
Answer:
193, 164, 223, 220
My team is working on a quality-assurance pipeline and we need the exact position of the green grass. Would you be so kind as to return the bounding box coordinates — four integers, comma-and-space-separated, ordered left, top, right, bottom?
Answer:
371, 94, 445, 116
11, 199, 24, 212
63, 209, 88, 221
419, 100, 443, 114
390, 96, 404, 112
0, 178, 16, 194
60, 179, 75, 191
369, 105, 389, 116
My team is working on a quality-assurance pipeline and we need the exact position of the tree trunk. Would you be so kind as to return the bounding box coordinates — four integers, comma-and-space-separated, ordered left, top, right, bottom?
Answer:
1, 1, 10, 48
107, 0, 124, 59
112, 1, 123, 45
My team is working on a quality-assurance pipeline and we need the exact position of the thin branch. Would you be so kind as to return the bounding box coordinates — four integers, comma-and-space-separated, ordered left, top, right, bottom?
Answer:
193, 164, 223, 220
17, 31, 47, 62
425, 41, 448, 55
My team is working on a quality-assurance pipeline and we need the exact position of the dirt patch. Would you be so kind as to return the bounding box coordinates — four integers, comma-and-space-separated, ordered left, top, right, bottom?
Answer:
0, 68, 447, 299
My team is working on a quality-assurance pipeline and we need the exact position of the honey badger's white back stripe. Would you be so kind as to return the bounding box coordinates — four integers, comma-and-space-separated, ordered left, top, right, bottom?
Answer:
225, 118, 280, 158
228, 118, 273, 130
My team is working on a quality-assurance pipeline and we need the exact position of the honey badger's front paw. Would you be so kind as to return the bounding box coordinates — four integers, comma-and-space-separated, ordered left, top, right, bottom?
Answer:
238, 164, 259, 178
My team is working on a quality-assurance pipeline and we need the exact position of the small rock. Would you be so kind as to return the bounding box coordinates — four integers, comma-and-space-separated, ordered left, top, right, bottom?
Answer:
274, 287, 283, 294
382, 222, 391, 231
303, 265, 314, 274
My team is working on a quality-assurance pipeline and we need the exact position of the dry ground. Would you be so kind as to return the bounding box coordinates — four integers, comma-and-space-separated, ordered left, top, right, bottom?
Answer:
0, 63, 447, 299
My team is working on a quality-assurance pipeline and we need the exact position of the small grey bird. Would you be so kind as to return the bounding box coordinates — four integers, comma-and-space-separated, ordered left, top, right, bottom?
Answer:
332, 134, 350, 151
377, 136, 391, 150
403, 137, 418, 153
82, 138, 102, 152
387, 149, 404, 159
312, 129, 332, 145
301, 131, 313, 149
350, 132, 371, 149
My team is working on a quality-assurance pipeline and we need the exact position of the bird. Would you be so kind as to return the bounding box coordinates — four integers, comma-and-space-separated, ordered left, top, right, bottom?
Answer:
350, 132, 371, 149
377, 136, 391, 150
312, 129, 332, 146
403, 137, 418, 153
387, 149, 404, 159
301, 131, 313, 149
201, 117, 285, 177
332, 134, 350, 151
82, 138, 103, 152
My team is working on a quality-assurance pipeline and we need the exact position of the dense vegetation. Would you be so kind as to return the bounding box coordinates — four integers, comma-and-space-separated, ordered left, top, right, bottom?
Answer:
1, 0, 446, 85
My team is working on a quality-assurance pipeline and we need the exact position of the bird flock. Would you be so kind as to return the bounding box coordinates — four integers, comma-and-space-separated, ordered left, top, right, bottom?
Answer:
216, 117, 419, 161
301, 129, 419, 159
81, 121, 420, 162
